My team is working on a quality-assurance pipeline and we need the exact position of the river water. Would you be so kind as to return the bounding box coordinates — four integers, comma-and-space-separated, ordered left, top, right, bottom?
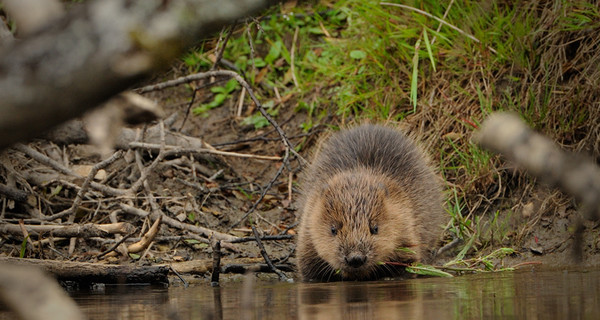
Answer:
4, 267, 600, 319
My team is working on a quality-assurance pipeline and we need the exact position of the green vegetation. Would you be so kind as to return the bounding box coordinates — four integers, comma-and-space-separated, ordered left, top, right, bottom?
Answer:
181, 0, 600, 274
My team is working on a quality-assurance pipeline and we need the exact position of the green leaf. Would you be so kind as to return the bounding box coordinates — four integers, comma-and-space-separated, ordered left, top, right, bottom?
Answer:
20, 235, 29, 258
129, 253, 141, 260
212, 93, 227, 106
224, 78, 239, 93
252, 58, 267, 68
423, 29, 436, 72
187, 212, 195, 223
241, 113, 269, 129
211, 86, 227, 94
184, 239, 201, 244
49, 185, 62, 199
406, 263, 453, 278
265, 40, 282, 64
410, 38, 421, 112
350, 50, 367, 60
307, 27, 325, 35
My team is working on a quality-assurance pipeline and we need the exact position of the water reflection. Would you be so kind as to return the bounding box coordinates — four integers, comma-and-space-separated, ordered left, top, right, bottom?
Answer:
1, 267, 598, 319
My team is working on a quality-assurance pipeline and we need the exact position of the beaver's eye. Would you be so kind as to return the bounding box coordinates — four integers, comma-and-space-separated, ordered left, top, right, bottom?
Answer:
370, 225, 379, 235
330, 226, 338, 236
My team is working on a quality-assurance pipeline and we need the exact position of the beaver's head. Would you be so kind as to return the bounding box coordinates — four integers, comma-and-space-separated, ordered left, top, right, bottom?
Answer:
308, 168, 420, 280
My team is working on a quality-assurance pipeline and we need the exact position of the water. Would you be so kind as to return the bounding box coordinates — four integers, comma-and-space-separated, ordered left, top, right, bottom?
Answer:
3, 267, 600, 319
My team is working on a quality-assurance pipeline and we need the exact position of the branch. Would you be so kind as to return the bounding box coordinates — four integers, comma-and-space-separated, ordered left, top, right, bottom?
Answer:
0, 0, 281, 150
475, 112, 600, 220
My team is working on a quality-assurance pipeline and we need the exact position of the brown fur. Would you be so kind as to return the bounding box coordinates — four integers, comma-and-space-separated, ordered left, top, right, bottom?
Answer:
296, 124, 445, 281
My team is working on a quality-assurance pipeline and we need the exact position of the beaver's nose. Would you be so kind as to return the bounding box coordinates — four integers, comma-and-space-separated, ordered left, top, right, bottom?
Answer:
345, 254, 367, 268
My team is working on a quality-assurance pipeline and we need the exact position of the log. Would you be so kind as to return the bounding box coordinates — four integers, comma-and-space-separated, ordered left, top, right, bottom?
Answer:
0, 257, 169, 284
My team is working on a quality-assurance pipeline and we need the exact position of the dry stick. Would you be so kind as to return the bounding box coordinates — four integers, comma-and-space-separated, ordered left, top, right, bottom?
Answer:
251, 224, 288, 281
43, 150, 125, 221
128, 215, 162, 254
129, 121, 168, 193
229, 148, 290, 229
120, 204, 238, 241
211, 24, 235, 71
379, 2, 497, 54
227, 234, 293, 243
246, 23, 257, 77
476, 113, 600, 261
97, 229, 137, 259
0, 222, 136, 238
210, 238, 222, 286
430, 0, 455, 45
290, 26, 299, 88
14, 144, 126, 196
475, 112, 600, 221
128, 142, 281, 161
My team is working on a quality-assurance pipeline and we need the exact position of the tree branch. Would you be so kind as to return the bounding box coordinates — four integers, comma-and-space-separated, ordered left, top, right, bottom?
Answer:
0, 0, 281, 150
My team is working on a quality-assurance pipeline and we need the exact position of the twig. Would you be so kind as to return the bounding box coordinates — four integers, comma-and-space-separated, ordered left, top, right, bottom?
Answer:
380, 2, 497, 54
14, 144, 126, 196
169, 265, 189, 288
230, 148, 290, 229
226, 234, 293, 243
127, 215, 161, 254
210, 238, 222, 286
128, 121, 167, 193
128, 142, 282, 161
290, 26, 299, 88
246, 23, 257, 75
236, 86, 246, 117
431, 0, 454, 45
251, 225, 288, 281
0, 222, 136, 238
97, 229, 137, 259
211, 25, 235, 71
120, 204, 239, 241
42, 150, 125, 221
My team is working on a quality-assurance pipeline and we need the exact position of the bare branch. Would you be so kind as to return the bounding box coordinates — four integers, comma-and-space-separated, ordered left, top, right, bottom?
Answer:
0, 0, 281, 150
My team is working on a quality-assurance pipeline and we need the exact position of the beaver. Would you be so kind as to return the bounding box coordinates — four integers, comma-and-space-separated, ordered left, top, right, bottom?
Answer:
296, 124, 445, 281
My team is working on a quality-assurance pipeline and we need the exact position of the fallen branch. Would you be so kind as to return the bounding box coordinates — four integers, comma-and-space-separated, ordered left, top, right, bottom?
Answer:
251, 224, 289, 281
475, 112, 600, 221
0, 0, 281, 150
0, 257, 169, 284
129, 142, 282, 161
127, 215, 161, 253
120, 203, 239, 242
0, 222, 135, 238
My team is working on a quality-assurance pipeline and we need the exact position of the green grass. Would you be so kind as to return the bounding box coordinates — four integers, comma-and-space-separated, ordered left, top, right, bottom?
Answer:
180, 0, 600, 273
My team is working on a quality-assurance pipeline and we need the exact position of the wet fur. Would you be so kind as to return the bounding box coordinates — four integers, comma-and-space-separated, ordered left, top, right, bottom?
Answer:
296, 124, 445, 281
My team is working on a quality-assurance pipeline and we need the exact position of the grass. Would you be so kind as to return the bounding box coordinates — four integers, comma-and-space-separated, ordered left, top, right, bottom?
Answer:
180, 0, 600, 273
